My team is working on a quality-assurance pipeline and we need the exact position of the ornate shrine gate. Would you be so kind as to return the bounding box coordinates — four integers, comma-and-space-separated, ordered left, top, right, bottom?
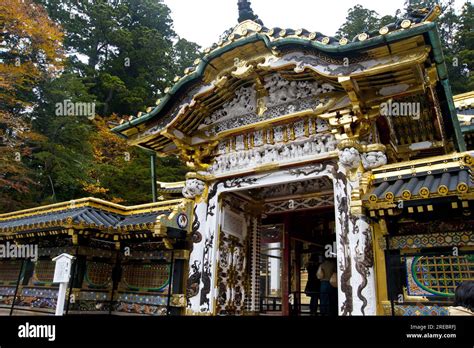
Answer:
0, 2, 471, 317
111, 2, 468, 316
185, 161, 376, 316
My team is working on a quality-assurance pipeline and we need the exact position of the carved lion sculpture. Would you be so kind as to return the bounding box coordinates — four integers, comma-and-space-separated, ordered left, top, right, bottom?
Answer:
361, 151, 387, 170
182, 179, 206, 199
339, 147, 361, 169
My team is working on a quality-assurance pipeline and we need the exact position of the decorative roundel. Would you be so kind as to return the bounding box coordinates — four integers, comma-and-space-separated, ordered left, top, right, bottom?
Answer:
379, 26, 389, 35
401, 19, 411, 29
191, 231, 202, 244
358, 33, 368, 41
177, 213, 188, 229
339, 38, 348, 45
457, 183, 468, 193
295, 29, 303, 36
402, 190, 412, 200
321, 37, 330, 45
279, 29, 286, 37
308, 32, 317, 40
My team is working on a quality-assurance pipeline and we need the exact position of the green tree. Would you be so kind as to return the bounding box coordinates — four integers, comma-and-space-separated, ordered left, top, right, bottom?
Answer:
449, 2, 473, 93
337, 5, 398, 39
0, 0, 64, 212
21, 0, 200, 209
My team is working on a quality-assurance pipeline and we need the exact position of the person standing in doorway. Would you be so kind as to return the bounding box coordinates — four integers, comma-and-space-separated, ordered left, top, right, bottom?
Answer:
304, 254, 321, 315
317, 257, 337, 316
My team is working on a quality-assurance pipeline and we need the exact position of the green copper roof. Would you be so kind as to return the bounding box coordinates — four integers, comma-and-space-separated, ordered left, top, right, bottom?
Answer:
112, 22, 439, 135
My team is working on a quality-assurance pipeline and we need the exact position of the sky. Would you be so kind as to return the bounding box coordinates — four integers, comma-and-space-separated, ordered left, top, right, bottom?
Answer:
164, 0, 468, 48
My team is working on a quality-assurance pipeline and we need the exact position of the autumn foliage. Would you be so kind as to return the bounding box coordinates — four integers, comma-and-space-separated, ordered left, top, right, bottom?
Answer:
0, 0, 64, 211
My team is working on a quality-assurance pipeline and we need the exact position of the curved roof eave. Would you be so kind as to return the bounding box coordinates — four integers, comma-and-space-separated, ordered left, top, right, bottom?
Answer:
111, 22, 437, 136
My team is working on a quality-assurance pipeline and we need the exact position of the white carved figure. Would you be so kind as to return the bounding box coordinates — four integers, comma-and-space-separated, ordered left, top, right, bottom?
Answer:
303, 142, 310, 155
297, 143, 303, 157
319, 138, 327, 153
270, 148, 278, 162
361, 151, 387, 170
207, 130, 338, 175
182, 179, 205, 199
264, 74, 323, 108
230, 154, 237, 168
281, 145, 290, 159
255, 149, 262, 164
339, 147, 361, 169
325, 135, 337, 151
288, 144, 295, 158
204, 85, 256, 125
314, 139, 322, 153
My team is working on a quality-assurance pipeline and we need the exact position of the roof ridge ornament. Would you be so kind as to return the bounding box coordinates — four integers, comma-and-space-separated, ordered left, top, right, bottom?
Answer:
238, 0, 263, 25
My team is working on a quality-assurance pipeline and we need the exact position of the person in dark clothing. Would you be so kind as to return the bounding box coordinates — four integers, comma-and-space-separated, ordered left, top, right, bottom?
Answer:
317, 257, 337, 316
449, 281, 474, 315
304, 254, 321, 315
